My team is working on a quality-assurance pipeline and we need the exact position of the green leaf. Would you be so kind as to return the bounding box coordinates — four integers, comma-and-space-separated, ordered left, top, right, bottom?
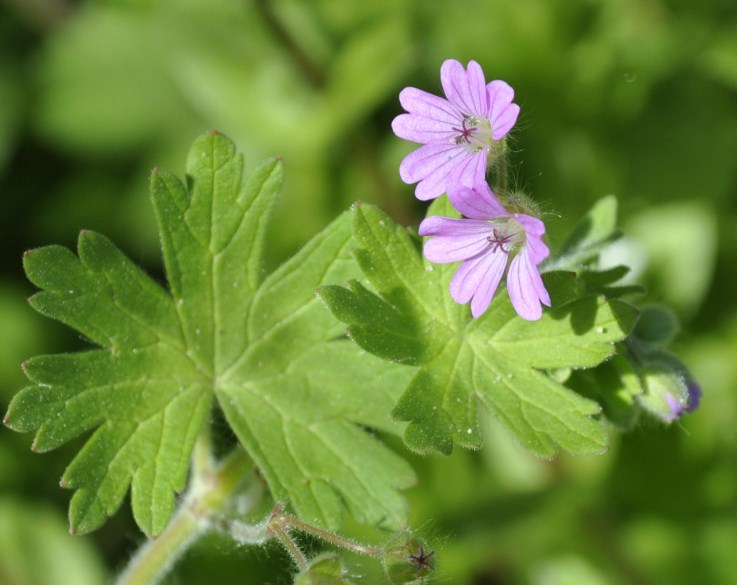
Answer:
545, 195, 621, 272
567, 354, 642, 430
319, 202, 638, 457
216, 203, 416, 528
318, 280, 425, 364
5, 131, 414, 535
13, 231, 208, 537
577, 265, 645, 299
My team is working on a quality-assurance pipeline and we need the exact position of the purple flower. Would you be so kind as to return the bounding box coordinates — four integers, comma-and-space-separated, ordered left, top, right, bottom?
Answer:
392, 59, 520, 200
418, 182, 551, 320
664, 380, 702, 421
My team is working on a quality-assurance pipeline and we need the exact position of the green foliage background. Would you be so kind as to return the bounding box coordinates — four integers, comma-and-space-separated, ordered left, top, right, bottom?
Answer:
1, 0, 736, 583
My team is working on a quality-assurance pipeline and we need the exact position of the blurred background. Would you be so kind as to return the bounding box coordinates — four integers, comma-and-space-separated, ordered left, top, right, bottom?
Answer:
1, 0, 736, 583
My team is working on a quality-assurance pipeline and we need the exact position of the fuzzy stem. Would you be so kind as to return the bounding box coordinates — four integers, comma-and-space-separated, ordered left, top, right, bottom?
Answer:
115, 445, 253, 585
496, 155, 507, 197
191, 425, 215, 478
114, 500, 202, 585
270, 521, 310, 572
274, 508, 383, 557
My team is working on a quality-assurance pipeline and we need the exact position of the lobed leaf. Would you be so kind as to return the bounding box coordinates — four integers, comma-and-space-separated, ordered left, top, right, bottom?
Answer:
217, 208, 417, 530
318, 280, 425, 364
6, 131, 415, 536
23, 231, 181, 350
320, 201, 638, 457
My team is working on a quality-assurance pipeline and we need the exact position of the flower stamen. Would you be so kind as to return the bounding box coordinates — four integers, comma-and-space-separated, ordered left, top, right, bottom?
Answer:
487, 228, 513, 254
452, 117, 478, 145
408, 546, 435, 573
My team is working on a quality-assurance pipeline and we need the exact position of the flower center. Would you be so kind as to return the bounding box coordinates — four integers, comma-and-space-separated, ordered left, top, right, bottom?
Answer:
452, 118, 477, 145
487, 228, 513, 253
486, 219, 524, 254
452, 115, 494, 152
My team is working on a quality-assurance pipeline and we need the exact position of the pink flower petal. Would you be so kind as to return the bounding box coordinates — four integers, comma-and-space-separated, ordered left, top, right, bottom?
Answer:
487, 80, 514, 122
449, 254, 485, 303
392, 112, 456, 144
398, 87, 461, 122
449, 182, 508, 219
445, 148, 489, 192
506, 250, 550, 321
514, 214, 545, 237
523, 233, 550, 265
487, 81, 519, 140
441, 60, 488, 117
422, 231, 490, 263
514, 215, 550, 264
491, 103, 520, 141
393, 87, 462, 143
449, 249, 507, 308
414, 176, 448, 201
419, 216, 491, 237
398, 142, 465, 200
469, 251, 509, 317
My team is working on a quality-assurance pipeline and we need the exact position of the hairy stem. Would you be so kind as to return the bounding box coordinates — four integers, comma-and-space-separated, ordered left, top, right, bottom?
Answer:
191, 425, 215, 478
114, 443, 253, 585
270, 521, 310, 572
496, 155, 507, 197
279, 512, 383, 557
114, 500, 201, 585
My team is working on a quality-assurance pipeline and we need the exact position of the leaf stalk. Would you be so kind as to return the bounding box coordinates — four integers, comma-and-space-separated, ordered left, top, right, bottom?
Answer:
114, 446, 254, 585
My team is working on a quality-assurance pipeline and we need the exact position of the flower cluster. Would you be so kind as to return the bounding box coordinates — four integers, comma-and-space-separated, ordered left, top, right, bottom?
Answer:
392, 59, 550, 320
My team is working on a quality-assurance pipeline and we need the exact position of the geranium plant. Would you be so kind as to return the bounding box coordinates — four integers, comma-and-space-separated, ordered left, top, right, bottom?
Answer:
4, 59, 698, 585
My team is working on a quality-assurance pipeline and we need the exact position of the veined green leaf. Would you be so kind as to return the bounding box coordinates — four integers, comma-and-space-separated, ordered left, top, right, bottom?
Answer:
320, 201, 638, 457
5, 131, 414, 536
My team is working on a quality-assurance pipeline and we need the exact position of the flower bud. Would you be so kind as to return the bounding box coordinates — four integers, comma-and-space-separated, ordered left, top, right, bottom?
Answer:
637, 353, 700, 422
382, 533, 435, 584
